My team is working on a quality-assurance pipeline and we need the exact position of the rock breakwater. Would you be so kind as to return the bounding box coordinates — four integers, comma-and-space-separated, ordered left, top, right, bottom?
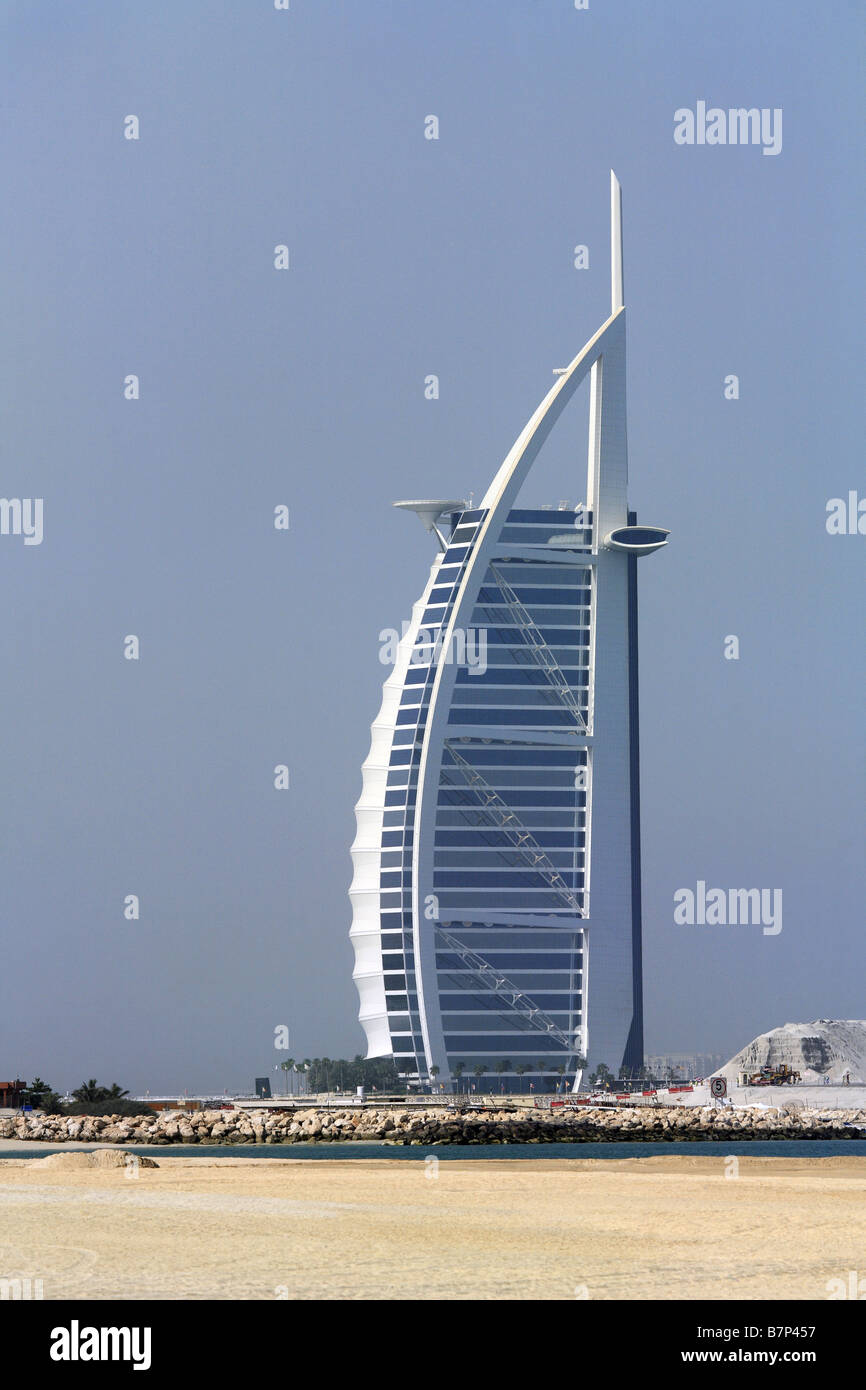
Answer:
2, 1105, 864, 1147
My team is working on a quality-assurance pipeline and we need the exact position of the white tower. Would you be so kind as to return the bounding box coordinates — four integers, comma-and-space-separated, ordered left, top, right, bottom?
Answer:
350, 175, 668, 1090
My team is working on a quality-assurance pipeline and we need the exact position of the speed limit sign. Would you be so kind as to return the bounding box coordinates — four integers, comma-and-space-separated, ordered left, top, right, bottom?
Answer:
710, 1076, 727, 1098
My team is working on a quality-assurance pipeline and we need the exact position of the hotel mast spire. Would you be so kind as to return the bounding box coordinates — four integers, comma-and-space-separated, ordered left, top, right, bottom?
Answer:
611, 169, 624, 313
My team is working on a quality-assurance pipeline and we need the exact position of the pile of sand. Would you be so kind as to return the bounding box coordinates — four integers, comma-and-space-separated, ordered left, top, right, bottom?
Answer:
27, 1150, 158, 1171
721, 1020, 866, 1082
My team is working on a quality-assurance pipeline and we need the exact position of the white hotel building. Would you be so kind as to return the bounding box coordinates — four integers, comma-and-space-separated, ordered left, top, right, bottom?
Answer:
350, 175, 668, 1092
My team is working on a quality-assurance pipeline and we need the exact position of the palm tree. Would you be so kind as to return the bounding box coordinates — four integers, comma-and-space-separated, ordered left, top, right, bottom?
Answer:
494, 1059, 511, 1095
28, 1078, 61, 1112
73, 1080, 129, 1103
453, 1061, 465, 1095
514, 1064, 528, 1093
280, 1058, 295, 1096
473, 1063, 485, 1092
73, 1079, 104, 1103
429, 1064, 440, 1094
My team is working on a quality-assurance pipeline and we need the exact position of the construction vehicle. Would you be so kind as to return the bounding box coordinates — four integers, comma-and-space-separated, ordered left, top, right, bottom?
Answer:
737, 1063, 801, 1087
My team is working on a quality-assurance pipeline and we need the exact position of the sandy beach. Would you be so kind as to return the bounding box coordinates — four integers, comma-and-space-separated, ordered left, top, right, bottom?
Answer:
0, 1152, 863, 1300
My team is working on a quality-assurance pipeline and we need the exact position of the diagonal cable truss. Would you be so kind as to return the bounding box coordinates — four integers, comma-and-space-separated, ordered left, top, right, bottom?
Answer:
487, 562, 588, 731
433, 923, 579, 1053
443, 742, 585, 917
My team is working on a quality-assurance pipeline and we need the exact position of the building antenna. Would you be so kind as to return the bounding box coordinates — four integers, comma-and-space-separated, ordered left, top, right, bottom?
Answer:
611, 169, 624, 314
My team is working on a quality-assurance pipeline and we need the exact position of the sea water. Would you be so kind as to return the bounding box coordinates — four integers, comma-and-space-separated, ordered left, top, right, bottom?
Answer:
8, 1139, 866, 1161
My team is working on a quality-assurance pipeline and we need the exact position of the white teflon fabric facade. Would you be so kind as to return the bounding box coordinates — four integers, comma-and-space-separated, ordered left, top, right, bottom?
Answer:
349, 556, 444, 1057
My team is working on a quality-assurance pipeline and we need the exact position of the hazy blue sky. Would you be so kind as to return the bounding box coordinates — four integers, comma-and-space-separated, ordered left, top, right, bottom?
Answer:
1, 1, 862, 1094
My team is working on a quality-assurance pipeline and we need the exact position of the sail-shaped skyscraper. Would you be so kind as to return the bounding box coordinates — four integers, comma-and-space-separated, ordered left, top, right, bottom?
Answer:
350, 174, 668, 1092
